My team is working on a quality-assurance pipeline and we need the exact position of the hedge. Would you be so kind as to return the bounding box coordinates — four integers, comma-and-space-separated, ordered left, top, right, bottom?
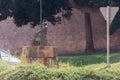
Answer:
0, 62, 120, 80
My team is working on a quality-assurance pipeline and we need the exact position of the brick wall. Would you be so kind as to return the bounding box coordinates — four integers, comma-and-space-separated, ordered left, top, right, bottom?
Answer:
0, 9, 120, 54
0, 17, 39, 53
47, 9, 120, 53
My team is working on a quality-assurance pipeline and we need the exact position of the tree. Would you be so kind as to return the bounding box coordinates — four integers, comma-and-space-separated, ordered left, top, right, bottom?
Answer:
12, 0, 72, 46
0, 0, 120, 52
84, 13, 95, 52
0, 0, 13, 21
12, 0, 72, 27
66, 0, 99, 52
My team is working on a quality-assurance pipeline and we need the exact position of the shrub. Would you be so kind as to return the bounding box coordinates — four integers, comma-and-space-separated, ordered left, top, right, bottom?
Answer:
0, 62, 120, 80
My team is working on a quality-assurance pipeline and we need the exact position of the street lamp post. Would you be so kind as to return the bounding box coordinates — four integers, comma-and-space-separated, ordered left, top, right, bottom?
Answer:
40, 0, 42, 29
40, 0, 42, 46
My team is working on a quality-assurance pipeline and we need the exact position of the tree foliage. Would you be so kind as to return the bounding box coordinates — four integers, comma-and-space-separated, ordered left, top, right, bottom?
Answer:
74, 0, 120, 7
13, 0, 72, 27
0, 0, 13, 21
0, 0, 72, 27
0, 0, 120, 32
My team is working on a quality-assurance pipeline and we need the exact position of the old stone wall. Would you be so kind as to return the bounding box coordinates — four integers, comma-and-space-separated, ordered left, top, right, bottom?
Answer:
47, 9, 120, 53
0, 18, 39, 53
0, 9, 119, 54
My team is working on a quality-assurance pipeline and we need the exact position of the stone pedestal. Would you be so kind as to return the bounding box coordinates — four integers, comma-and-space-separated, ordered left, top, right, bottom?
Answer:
22, 46, 58, 68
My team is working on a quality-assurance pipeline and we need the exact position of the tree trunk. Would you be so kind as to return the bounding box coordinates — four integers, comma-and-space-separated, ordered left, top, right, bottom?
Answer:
85, 13, 95, 52
66, 0, 95, 53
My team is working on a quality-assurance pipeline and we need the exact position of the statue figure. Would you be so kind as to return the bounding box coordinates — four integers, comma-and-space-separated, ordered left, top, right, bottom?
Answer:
32, 22, 48, 46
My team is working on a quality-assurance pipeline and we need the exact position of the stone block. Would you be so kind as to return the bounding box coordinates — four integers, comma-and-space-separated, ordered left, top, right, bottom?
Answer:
21, 46, 58, 68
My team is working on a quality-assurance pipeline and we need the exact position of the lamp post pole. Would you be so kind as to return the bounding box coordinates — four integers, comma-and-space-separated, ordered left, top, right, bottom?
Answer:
40, 0, 42, 46
40, 0, 42, 29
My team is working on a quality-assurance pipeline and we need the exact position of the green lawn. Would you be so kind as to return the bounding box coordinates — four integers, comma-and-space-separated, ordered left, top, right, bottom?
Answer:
59, 53, 120, 67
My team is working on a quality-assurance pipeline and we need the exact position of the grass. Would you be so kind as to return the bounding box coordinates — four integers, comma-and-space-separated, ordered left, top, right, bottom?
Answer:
58, 53, 120, 67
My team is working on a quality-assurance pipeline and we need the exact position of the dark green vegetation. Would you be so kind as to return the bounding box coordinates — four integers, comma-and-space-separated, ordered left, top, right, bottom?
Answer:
0, 53, 120, 80
0, 0, 13, 21
13, 0, 72, 27
0, 0, 120, 29
0, 0, 72, 27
